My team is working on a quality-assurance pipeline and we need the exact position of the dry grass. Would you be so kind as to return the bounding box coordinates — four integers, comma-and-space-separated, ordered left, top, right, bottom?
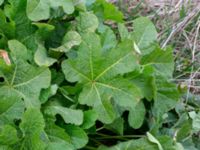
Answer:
111, 0, 200, 95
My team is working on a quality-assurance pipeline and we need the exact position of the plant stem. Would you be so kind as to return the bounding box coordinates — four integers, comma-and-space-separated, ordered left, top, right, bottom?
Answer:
85, 146, 97, 150
96, 133, 145, 139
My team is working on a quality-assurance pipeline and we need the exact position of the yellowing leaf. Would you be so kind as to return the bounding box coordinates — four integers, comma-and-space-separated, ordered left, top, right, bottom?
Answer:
0, 50, 11, 65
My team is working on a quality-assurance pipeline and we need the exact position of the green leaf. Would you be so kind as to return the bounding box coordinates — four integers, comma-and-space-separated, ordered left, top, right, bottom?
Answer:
153, 77, 180, 118
158, 136, 177, 150
81, 110, 98, 129
40, 84, 58, 104
6, 0, 37, 51
132, 17, 157, 55
0, 145, 12, 150
118, 23, 130, 41
131, 66, 156, 101
19, 108, 47, 150
0, 125, 19, 145
51, 31, 82, 52
45, 106, 83, 125
62, 32, 142, 123
49, 0, 74, 15
0, 86, 24, 124
98, 138, 158, 150
0, 61, 51, 107
0, 10, 15, 39
93, 0, 124, 22
45, 122, 75, 150
77, 12, 99, 32
176, 121, 192, 142
65, 125, 88, 149
98, 25, 117, 52
8, 40, 28, 61
141, 47, 174, 78
128, 101, 146, 129
0, 33, 7, 48
147, 132, 164, 150
26, 0, 49, 21
0, 0, 4, 6
105, 117, 124, 135
34, 43, 57, 67
26, 0, 74, 21
33, 23, 55, 41
191, 112, 200, 133
47, 142, 74, 150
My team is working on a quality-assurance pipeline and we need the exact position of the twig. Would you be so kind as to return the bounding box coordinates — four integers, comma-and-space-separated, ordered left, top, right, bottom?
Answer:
186, 19, 200, 102
161, 6, 200, 48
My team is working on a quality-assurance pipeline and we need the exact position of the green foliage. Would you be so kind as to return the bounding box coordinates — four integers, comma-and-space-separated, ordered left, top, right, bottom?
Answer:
0, 0, 193, 149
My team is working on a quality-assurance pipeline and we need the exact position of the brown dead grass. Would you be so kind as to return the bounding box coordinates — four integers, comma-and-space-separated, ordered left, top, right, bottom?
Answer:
111, 0, 200, 94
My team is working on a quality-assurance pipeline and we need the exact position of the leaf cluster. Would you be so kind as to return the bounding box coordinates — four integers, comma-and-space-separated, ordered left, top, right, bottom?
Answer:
0, 0, 194, 149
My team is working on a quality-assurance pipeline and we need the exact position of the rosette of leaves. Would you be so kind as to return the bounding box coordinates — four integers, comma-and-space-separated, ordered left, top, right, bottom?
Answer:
0, 0, 187, 150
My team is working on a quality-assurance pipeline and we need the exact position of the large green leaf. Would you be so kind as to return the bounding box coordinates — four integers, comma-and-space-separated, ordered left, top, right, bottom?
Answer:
0, 10, 15, 39
141, 47, 174, 78
34, 43, 57, 67
153, 77, 180, 118
0, 0, 4, 6
6, 0, 37, 50
118, 23, 130, 41
51, 31, 82, 52
62, 32, 142, 123
26, 0, 75, 21
128, 101, 146, 129
147, 132, 164, 150
45, 105, 83, 125
98, 138, 158, 150
81, 110, 98, 129
8, 40, 28, 61
65, 125, 88, 149
132, 17, 157, 55
47, 142, 74, 150
0, 61, 51, 107
45, 122, 75, 150
0, 86, 24, 124
190, 111, 200, 133
98, 25, 117, 52
105, 117, 124, 135
0, 125, 19, 145
19, 108, 47, 150
92, 0, 124, 22
131, 66, 156, 101
77, 12, 99, 33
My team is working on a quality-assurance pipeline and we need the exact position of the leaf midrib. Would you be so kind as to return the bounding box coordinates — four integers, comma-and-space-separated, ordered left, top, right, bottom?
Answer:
13, 69, 46, 87
95, 82, 135, 99
94, 52, 132, 80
